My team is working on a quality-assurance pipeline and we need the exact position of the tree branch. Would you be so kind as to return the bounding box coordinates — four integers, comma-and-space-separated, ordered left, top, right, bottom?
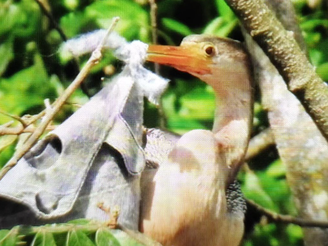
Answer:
34, 0, 92, 96
245, 128, 274, 161
149, 0, 159, 74
224, 0, 328, 142
34, 0, 68, 42
247, 199, 328, 228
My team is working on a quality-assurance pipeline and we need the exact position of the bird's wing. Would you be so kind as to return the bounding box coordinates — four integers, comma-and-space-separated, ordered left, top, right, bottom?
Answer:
144, 128, 180, 169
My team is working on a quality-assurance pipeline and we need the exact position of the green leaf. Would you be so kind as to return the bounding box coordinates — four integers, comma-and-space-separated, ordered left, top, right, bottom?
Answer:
242, 171, 276, 210
0, 0, 41, 38
162, 18, 193, 36
300, 18, 328, 32
266, 159, 286, 178
31, 230, 56, 246
203, 17, 224, 34
95, 228, 121, 246
67, 230, 95, 246
0, 135, 17, 152
111, 230, 145, 246
215, 0, 234, 20
85, 0, 149, 42
0, 229, 19, 246
0, 37, 14, 76
0, 3, 20, 36
286, 224, 303, 244
60, 11, 93, 38
167, 117, 206, 134
0, 52, 56, 116
179, 87, 215, 120
316, 62, 328, 81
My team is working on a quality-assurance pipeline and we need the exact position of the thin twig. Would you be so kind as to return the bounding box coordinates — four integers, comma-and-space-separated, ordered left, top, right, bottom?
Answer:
0, 125, 56, 136
34, 0, 92, 96
245, 128, 274, 160
149, 0, 159, 74
34, 0, 67, 42
0, 109, 27, 127
0, 110, 47, 136
0, 17, 120, 180
148, 0, 168, 129
246, 199, 328, 228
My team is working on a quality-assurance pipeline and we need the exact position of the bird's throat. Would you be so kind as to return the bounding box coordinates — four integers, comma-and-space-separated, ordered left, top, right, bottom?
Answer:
203, 65, 253, 173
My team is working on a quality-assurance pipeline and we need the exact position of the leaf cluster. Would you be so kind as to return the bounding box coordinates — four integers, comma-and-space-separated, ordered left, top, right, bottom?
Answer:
0, 219, 144, 246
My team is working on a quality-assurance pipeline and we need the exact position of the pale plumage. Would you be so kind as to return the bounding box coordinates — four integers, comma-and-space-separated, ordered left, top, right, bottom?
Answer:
140, 35, 253, 246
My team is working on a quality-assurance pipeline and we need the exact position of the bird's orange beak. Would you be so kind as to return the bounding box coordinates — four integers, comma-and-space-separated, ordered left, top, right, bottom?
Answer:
146, 44, 211, 75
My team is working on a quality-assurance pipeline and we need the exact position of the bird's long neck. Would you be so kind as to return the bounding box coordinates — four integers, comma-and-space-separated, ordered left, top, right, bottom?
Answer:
200, 62, 253, 174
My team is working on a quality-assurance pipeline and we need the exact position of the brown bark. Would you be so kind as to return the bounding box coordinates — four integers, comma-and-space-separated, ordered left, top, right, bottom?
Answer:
240, 1, 328, 245
224, 0, 328, 143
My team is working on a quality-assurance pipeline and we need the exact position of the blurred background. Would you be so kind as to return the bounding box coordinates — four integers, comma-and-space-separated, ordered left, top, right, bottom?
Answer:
0, 0, 328, 245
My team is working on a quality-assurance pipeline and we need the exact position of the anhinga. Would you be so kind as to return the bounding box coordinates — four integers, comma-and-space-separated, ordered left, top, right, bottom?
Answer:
140, 35, 253, 246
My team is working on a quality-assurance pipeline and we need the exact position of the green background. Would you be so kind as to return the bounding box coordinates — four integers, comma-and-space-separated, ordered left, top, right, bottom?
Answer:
1, 0, 328, 245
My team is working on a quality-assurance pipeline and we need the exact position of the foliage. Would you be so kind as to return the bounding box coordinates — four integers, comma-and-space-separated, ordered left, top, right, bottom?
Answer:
0, 0, 327, 245
0, 219, 145, 246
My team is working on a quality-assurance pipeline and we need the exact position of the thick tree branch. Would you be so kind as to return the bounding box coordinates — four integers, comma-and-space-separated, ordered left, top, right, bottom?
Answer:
224, 0, 328, 142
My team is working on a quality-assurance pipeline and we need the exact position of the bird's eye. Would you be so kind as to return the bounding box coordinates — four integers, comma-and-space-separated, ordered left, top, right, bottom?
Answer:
204, 45, 216, 57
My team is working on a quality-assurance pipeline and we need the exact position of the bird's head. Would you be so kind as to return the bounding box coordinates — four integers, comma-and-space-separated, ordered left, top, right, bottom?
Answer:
146, 34, 251, 91
147, 35, 253, 179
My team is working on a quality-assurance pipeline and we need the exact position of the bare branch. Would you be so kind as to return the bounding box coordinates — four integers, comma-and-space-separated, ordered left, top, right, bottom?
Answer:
0, 17, 120, 180
224, 0, 328, 142
0, 109, 28, 127
34, 0, 68, 42
245, 128, 274, 160
0, 125, 56, 136
247, 199, 328, 228
149, 0, 159, 74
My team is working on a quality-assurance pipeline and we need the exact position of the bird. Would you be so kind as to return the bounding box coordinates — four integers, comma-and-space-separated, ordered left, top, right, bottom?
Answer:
139, 34, 253, 246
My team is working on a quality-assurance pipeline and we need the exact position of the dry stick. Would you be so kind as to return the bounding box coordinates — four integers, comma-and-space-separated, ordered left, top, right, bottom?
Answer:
244, 130, 328, 228
224, 0, 328, 143
34, 0, 91, 96
0, 109, 27, 127
243, 165, 328, 228
247, 199, 328, 228
34, 0, 67, 42
0, 17, 120, 180
148, 0, 159, 74
1, 110, 48, 134
0, 109, 47, 136
0, 125, 56, 136
148, 0, 167, 129
243, 130, 328, 228
245, 128, 274, 160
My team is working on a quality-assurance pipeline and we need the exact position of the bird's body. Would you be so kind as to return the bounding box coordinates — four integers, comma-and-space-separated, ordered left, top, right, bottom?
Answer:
140, 35, 253, 246
141, 130, 246, 246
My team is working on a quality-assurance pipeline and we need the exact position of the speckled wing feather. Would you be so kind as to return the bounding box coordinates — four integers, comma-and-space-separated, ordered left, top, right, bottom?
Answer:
144, 128, 180, 169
